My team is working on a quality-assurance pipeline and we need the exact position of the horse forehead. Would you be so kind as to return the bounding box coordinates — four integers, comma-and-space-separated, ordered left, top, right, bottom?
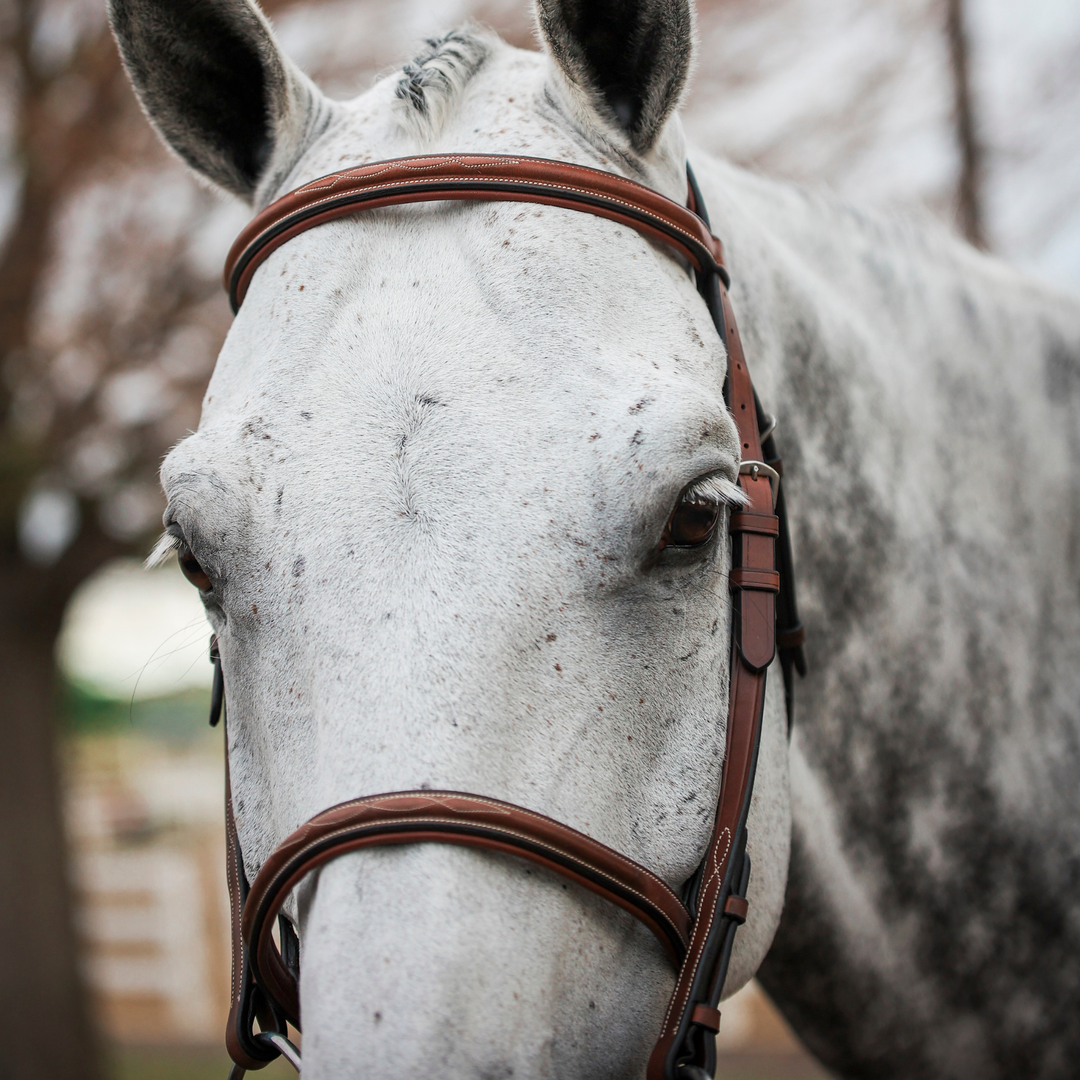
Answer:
204, 204, 730, 461
171, 281, 734, 600
194, 323, 730, 522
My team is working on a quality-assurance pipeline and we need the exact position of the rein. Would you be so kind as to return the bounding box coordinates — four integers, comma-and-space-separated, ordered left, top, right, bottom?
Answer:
213, 153, 805, 1080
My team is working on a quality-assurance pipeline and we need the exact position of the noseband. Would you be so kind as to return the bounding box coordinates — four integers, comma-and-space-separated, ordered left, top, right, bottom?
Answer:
213, 154, 805, 1080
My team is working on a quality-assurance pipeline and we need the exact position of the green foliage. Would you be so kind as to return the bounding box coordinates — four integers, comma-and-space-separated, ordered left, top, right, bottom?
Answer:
61, 681, 213, 742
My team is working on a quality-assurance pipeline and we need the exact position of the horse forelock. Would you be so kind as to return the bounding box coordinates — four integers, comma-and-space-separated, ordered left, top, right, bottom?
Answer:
393, 26, 495, 140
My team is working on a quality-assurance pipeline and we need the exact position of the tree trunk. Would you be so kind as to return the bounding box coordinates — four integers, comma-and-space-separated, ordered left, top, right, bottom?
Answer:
0, 524, 118, 1079
0, 16, 134, 1073
945, 0, 987, 248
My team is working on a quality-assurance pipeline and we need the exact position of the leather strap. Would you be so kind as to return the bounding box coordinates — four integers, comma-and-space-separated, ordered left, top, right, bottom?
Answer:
728, 567, 781, 592
644, 192, 774, 1077
218, 153, 793, 1080
728, 512, 779, 537
224, 753, 266, 1071
240, 791, 693, 1027
224, 749, 250, 1065
224, 154, 729, 312
224, 709, 289, 1072
691, 1005, 722, 1034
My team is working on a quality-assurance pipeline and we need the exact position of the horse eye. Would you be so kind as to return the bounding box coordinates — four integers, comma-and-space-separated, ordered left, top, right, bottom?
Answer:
178, 541, 212, 591
666, 493, 721, 548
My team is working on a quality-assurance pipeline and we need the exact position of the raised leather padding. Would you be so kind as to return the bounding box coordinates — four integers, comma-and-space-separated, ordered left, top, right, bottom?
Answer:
241, 792, 692, 1026
224, 154, 728, 312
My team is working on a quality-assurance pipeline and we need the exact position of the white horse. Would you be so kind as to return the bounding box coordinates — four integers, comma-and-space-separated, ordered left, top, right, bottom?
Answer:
111, 0, 1080, 1077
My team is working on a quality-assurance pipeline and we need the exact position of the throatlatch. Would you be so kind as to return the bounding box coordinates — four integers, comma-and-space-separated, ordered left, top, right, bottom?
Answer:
213, 153, 805, 1080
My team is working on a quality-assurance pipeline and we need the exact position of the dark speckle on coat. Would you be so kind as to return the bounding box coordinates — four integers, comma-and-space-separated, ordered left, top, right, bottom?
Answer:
749, 219, 1080, 1079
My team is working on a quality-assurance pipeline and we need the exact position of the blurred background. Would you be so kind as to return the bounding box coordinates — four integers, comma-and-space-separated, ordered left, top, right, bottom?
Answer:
1, 0, 1077, 1077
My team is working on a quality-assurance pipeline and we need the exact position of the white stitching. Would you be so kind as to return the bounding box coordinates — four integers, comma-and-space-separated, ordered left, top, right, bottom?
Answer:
291, 156, 504, 193
293, 156, 530, 193
656, 827, 732, 1038
252, 811, 691, 966
226, 827, 242, 1004
251, 177, 707, 252
235, 172, 712, 285
290, 792, 684, 907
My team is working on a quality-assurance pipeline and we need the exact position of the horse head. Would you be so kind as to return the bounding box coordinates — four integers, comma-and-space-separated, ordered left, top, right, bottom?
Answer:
111, 1, 792, 1075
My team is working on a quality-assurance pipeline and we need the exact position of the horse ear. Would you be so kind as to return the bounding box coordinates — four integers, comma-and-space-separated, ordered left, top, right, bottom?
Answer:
108, 0, 331, 202
536, 0, 693, 153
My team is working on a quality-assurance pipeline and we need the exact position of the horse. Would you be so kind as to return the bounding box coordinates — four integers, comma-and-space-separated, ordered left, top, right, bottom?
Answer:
109, 0, 1080, 1076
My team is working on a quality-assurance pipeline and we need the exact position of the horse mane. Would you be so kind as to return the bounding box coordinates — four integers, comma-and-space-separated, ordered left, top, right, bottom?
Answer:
394, 27, 493, 140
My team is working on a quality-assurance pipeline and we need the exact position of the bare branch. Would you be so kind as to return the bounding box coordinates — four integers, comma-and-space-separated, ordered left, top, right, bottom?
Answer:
945, 0, 987, 248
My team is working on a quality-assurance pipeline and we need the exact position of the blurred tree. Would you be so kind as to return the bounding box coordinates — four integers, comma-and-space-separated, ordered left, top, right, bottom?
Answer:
0, 0, 224, 1072
0, 3, 128, 1076
945, 0, 986, 247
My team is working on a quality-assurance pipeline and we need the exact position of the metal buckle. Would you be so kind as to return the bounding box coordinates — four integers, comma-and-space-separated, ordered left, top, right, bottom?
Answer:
739, 460, 779, 508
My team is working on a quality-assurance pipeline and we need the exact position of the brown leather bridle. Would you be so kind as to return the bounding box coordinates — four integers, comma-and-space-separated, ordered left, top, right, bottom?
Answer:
211, 154, 805, 1080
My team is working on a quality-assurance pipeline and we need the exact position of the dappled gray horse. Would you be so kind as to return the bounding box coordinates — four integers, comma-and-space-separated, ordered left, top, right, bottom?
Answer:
111, 0, 1080, 1076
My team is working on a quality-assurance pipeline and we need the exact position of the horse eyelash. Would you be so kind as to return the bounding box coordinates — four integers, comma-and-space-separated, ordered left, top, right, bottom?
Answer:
685, 474, 748, 508
146, 530, 181, 569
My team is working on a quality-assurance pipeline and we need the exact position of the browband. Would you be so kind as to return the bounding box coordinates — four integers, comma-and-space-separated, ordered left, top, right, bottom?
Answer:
218, 151, 802, 1080
224, 154, 730, 312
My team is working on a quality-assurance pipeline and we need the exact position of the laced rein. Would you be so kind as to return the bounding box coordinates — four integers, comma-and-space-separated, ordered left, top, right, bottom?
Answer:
212, 153, 805, 1080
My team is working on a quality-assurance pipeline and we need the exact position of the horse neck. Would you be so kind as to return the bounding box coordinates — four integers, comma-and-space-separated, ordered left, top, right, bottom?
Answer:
703, 146, 1080, 1079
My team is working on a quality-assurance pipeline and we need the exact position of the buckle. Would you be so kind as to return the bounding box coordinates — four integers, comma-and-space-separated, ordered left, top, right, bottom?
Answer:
738, 460, 779, 508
